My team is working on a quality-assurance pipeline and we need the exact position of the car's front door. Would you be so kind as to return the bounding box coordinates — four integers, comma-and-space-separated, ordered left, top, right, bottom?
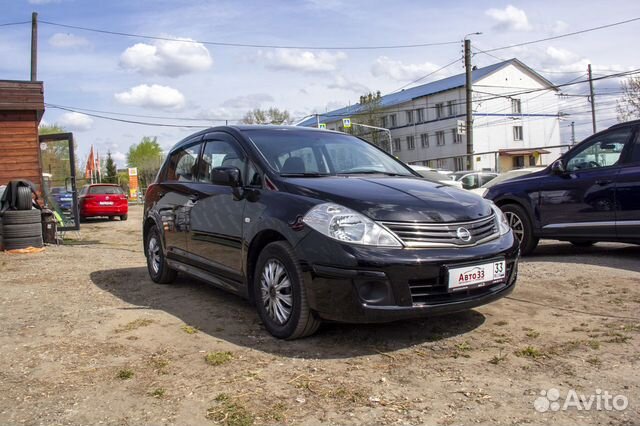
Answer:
615, 126, 640, 237
539, 126, 633, 239
186, 133, 248, 284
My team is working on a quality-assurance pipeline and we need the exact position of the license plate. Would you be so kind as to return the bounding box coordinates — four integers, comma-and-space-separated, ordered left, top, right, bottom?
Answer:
99, 201, 114, 206
447, 259, 506, 292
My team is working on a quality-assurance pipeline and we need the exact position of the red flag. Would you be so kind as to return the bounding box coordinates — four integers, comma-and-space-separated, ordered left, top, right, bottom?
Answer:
85, 145, 94, 179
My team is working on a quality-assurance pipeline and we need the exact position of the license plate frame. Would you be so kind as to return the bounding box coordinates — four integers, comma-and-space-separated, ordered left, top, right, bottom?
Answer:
446, 258, 506, 292
99, 201, 114, 206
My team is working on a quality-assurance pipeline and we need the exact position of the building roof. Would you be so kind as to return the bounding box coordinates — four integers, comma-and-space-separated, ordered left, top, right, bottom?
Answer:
297, 58, 556, 127
0, 80, 45, 120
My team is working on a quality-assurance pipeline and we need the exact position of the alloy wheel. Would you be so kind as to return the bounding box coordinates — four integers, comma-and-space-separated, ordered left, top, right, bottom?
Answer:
148, 236, 161, 274
260, 259, 293, 325
504, 211, 524, 242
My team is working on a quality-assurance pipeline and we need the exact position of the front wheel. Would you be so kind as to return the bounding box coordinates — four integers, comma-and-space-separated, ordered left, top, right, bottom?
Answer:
501, 204, 539, 255
146, 226, 177, 284
253, 241, 321, 340
120, 214, 128, 221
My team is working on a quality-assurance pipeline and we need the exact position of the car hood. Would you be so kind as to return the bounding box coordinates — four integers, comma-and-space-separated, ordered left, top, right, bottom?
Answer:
283, 176, 492, 222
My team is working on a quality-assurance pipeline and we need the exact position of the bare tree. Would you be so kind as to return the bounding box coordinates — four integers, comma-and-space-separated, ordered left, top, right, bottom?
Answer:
616, 76, 640, 122
355, 91, 385, 148
241, 108, 292, 125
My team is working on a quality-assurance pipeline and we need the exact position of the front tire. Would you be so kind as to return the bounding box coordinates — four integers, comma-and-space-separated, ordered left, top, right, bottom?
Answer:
501, 204, 539, 255
145, 225, 177, 284
120, 214, 128, 221
253, 241, 320, 340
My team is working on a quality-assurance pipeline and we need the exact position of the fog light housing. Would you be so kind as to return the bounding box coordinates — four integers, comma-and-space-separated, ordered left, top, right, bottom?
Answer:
355, 279, 393, 305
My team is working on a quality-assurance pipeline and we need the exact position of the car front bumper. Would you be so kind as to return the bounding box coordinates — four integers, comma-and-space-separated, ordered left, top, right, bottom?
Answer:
295, 231, 520, 323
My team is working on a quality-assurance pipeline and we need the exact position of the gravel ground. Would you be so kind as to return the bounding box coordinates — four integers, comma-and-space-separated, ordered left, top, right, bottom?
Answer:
0, 205, 638, 425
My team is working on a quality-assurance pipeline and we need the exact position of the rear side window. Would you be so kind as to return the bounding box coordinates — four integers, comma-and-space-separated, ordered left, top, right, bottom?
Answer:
89, 186, 124, 195
166, 143, 202, 181
630, 130, 640, 164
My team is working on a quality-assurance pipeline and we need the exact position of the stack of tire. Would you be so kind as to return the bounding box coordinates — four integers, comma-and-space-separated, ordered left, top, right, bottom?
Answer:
0, 186, 43, 251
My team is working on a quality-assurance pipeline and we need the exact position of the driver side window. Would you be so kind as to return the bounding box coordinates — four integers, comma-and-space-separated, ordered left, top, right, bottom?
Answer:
565, 128, 631, 172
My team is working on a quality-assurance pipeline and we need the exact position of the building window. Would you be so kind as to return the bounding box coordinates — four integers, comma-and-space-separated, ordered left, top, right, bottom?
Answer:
390, 114, 397, 127
393, 138, 401, 152
452, 129, 463, 144
435, 103, 444, 119
436, 131, 445, 146
454, 157, 464, 171
528, 155, 536, 166
416, 109, 424, 123
513, 126, 523, 141
513, 156, 525, 169
406, 111, 413, 124
437, 159, 447, 169
447, 100, 457, 116
511, 98, 522, 114
380, 116, 387, 128
406, 135, 415, 150
420, 133, 429, 148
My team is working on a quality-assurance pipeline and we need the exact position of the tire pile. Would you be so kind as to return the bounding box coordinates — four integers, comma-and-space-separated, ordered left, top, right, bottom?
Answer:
0, 186, 44, 251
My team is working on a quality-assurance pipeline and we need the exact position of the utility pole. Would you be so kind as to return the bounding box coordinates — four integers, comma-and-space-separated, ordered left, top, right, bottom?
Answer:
571, 121, 575, 145
315, 113, 320, 128
464, 38, 473, 170
30, 12, 38, 81
587, 64, 596, 134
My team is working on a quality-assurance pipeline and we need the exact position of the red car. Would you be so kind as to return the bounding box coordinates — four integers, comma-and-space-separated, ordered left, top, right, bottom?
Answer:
78, 184, 128, 221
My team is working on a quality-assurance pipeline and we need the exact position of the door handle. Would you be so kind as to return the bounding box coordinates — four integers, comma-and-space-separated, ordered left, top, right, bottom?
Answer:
595, 179, 612, 186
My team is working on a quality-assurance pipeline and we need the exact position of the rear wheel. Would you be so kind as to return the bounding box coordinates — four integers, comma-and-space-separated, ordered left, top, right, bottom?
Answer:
253, 241, 320, 340
109, 216, 117, 221
120, 214, 128, 221
570, 240, 595, 247
145, 225, 177, 284
501, 204, 538, 255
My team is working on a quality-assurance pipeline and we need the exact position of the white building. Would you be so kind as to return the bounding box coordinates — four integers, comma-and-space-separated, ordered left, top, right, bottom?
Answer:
298, 59, 565, 171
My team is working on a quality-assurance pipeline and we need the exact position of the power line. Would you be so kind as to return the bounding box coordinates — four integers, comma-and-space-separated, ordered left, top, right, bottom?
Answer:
46, 103, 242, 122
39, 20, 460, 50
0, 20, 30, 27
477, 16, 640, 53
389, 57, 463, 94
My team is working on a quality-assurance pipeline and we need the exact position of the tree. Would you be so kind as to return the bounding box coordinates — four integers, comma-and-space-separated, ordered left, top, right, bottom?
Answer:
104, 151, 118, 183
39, 123, 67, 135
616, 76, 640, 122
354, 91, 387, 150
127, 136, 164, 188
241, 108, 292, 125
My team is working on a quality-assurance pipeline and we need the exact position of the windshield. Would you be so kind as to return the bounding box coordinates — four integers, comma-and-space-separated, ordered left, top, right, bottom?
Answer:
481, 169, 536, 189
246, 129, 415, 176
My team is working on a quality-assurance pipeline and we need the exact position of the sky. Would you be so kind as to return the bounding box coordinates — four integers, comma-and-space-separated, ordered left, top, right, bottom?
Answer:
1, 0, 639, 168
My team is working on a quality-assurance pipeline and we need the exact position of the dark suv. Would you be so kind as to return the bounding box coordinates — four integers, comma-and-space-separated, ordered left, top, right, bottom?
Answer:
486, 120, 640, 254
143, 126, 519, 339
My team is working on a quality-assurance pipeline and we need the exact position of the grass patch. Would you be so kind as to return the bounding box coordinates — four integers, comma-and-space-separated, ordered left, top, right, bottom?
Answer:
586, 356, 601, 366
455, 341, 472, 351
526, 330, 540, 339
606, 334, 631, 344
489, 351, 508, 365
116, 318, 153, 333
327, 385, 368, 404
206, 401, 254, 426
586, 340, 601, 350
205, 351, 233, 366
150, 388, 165, 398
262, 402, 287, 422
181, 325, 198, 334
116, 369, 134, 380
515, 346, 544, 359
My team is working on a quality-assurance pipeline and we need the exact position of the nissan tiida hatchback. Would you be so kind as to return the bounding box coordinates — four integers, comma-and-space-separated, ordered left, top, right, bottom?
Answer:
143, 126, 519, 339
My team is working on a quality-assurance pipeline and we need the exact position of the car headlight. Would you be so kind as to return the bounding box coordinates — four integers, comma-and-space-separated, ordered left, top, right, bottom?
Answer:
303, 203, 402, 247
489, 202, 511, 235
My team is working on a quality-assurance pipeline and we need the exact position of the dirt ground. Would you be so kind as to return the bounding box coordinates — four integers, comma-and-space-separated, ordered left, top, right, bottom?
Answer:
0, 205, 638, 425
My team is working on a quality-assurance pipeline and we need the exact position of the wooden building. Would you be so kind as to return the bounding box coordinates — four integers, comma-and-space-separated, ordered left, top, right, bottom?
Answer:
0, 80, 45, 190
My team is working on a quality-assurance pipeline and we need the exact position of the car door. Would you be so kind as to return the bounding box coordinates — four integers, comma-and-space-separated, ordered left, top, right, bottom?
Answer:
615, 125, 640, 238
186, 132, 248, 284
539, 126, 633, 239
156, 139, 203, 259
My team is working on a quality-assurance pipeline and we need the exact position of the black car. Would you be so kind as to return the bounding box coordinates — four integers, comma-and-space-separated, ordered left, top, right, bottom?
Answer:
143, 126, 519, 339
485, 119, 640, 255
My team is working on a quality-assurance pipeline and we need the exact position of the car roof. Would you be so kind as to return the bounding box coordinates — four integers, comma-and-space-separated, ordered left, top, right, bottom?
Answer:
608, 119, 640, 130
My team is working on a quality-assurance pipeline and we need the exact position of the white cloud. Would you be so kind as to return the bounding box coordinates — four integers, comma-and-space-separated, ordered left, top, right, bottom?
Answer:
260, 49, 347, 73
48, 33, 91, 49
552, 20, 569, 35
112, 151, 126, 165
120, 38, 213, 77
485, 5, 532, 32
221, 93, 275, 109
58, 112, 94, 131
544, 46, 581, 66
114, 84, 186, 110
371, 56, 448, 82
328, 75, 369, 94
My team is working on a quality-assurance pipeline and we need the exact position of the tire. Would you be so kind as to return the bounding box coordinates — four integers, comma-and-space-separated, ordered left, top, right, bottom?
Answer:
253, 241, 321, 340
3, 235, 43, 250
2, 223, 42, 239
1, 209, 41, 225
120, 214, 128, 221
145, 225, 177, 284
570, 241, 596, 247
16, 186, 33, 210
109, 216, 117, 221
501, 204, 539, 255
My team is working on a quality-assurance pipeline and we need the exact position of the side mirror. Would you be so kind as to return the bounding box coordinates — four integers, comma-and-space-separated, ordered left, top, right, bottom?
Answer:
210, 166, 242, 187
551, 159, 566, 175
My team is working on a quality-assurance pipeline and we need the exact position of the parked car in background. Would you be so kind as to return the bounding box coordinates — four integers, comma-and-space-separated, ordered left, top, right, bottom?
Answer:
143, 126, 519, 339
50, 187, 74, 210
485, 119, 640, 254
469, 167, 544, 197
78, 184, 128, 221
409, 165, 463, 188
449, 171, 498, 190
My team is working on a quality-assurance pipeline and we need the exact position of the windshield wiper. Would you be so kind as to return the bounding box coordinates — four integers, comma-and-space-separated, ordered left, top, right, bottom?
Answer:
339, 170, 408, 176
279, 172, 331, 177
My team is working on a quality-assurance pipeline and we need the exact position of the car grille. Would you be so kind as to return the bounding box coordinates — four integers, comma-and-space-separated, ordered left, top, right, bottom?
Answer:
408, 260, 515, 305
380, 214, 499, 248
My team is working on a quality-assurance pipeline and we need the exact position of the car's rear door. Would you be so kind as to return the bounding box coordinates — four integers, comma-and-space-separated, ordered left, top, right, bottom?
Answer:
539, 126, 633, 239
615, 125, 640, 238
